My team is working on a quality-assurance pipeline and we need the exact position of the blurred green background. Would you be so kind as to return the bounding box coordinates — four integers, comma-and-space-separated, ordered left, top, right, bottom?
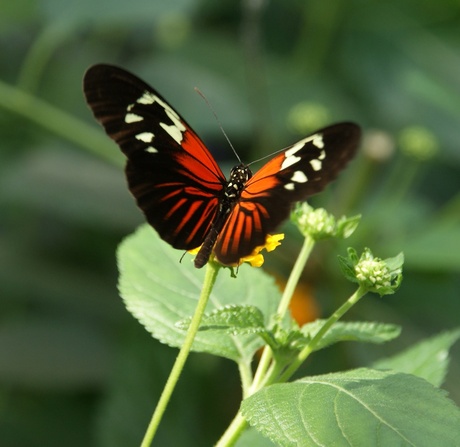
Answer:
1, 0, 459, 445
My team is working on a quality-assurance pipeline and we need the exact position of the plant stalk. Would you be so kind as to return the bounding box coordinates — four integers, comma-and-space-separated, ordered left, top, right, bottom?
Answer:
140, 261, 220, 447
279, 284, 367, 382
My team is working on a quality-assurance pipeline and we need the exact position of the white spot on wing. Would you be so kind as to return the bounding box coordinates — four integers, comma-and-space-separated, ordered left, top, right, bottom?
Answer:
160, 106, 186, 144
284, 183, 295, 190
137, 91, 156, 105
281, 134, 316, 170
161, 121, 185, 144
150, 93, 181, 122
135, 132, 155, 143
281, 154, 301, 170
133, 91, 187, 143
165, 108, 185, 130
145, 147, 158, 153
310, 159, 322, 171
285, 139, 306, 157
281, 133, 326, 171
125, 113, 143, 123
291, 170, 308, 183
312, 134, 324, 148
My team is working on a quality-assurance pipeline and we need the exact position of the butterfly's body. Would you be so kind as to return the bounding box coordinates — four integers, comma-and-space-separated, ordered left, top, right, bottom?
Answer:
194, 164, 252, 267
84, 64, 360, 268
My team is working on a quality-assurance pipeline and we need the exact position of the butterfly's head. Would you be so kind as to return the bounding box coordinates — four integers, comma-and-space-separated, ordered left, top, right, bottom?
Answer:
229, 164, 252, 184
230, 163, 252, 180
225, 164, 252, 199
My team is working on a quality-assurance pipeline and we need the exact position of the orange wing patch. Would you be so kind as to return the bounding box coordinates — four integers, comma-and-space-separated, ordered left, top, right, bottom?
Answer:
180, 129, 224, 183
214, 201, 270, 265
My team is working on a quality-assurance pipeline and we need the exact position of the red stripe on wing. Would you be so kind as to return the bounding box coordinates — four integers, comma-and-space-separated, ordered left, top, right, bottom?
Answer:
214, 200, 271, 265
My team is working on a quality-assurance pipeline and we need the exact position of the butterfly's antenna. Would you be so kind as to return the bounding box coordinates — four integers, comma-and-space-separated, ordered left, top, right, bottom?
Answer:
246, 144, 289, 167
194, 87, 243, 164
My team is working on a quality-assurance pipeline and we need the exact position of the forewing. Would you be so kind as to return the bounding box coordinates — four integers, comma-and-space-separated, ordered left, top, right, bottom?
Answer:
214, 123, 360, 264
83, 64, 226, 249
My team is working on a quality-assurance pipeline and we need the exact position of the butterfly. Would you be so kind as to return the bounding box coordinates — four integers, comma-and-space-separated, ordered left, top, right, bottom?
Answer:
83, 64, 360, 268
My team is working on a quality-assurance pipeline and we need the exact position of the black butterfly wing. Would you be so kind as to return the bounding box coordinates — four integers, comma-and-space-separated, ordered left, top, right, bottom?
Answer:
83, 64, 226, 250
213, 123, 361, 265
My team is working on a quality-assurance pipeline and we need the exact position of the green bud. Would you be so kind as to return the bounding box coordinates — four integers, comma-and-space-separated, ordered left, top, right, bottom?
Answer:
339, 248, 404, 296
291, 203, 360, 240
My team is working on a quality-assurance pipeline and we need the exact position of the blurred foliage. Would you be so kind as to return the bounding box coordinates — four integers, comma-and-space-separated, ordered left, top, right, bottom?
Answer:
0, 0, 459, 445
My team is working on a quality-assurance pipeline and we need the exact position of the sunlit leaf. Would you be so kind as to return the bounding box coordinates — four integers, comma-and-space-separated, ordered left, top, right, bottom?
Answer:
301, 320, 401, 351
242, 368, 460, 447
117, 225, 281, 362
177, 305, 266, 335
373, 328, 460, 386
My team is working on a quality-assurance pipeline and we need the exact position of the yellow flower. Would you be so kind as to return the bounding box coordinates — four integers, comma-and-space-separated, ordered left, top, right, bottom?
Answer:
187, 246, 200, 256
237, 234, 284, 268
188, 234, 284, 268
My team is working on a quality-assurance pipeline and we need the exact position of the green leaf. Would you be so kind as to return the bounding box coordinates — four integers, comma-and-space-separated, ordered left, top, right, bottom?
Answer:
235, 428, 277, 447
242, 368, 460, 447
337, 253, 357, 283
372, 328, 460, 387
336, 214, 361, 239
384, 251, 405, 272
177, 305, 267, 335
301, 320, 401, 351
269, 321, 400, 363
117, 225, 281, 362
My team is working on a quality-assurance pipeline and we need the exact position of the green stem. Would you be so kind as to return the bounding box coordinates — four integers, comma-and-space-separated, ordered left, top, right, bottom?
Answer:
0, 77, 121, 166
238, 361, 254, 400
215, 412, 248, 447
276, 234, 315, 317
216, 235, 316, 447
140, 261, 221, 447
249, 234, 315, 393
279, 284, 368, 382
